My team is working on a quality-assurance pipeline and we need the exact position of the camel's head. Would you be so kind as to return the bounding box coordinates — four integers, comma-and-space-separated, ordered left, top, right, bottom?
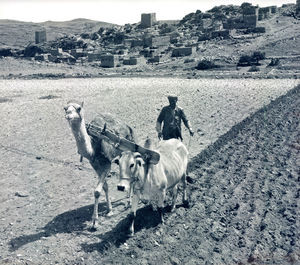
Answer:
64, 102, 83, 123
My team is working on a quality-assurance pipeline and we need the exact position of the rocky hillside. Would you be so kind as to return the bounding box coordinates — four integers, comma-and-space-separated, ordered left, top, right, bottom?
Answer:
0, 19, 115, 48
0, 4, 299, 79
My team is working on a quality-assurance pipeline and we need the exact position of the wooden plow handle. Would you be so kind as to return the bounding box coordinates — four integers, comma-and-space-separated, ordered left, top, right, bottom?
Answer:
86, 123, 160, 164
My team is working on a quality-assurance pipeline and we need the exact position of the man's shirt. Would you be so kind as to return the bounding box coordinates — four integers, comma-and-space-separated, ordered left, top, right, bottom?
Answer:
157, 105, 189, 140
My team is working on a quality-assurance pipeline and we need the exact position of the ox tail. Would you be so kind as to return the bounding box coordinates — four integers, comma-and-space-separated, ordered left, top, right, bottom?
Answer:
177, 142, 189, 157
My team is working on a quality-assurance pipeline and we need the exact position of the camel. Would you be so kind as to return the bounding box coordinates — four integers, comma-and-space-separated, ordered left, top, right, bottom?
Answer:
64, 101, 136, 229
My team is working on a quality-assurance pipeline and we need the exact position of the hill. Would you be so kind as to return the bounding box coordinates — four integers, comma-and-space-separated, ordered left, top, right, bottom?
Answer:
0, 18, 116, 48
0, 4, 299, 79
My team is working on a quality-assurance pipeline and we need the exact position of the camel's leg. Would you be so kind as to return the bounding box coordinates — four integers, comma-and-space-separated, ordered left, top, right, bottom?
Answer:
91, 159, 111, 229
103, 179, 113, 216
92, 179, 103, 229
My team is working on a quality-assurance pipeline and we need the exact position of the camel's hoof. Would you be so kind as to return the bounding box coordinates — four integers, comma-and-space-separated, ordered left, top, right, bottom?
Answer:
91, 220, 98, 231
90, 226, 97, 232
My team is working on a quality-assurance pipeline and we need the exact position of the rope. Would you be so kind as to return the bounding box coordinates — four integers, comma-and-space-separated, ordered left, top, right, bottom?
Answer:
187, 134, 193, 152
0, 143, 93, 172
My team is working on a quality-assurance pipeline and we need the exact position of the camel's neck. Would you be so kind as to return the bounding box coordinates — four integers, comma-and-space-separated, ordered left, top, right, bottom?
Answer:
70, 118, 94, 160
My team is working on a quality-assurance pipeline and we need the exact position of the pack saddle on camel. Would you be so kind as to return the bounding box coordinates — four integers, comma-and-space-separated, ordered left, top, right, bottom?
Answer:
64, 101, 160, 230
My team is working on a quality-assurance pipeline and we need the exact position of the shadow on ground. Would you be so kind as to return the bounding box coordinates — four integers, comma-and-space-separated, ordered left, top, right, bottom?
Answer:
9, 199, 163, 253
9, 202, 107, 251
81, 204, 163, 253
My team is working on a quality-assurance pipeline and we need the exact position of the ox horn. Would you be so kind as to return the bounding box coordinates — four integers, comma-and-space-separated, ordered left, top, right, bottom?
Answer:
133, 152, 142, 159
112, 155, 120, 165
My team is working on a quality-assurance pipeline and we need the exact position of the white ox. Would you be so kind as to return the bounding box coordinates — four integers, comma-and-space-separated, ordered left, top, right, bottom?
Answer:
113, 138, 189, 235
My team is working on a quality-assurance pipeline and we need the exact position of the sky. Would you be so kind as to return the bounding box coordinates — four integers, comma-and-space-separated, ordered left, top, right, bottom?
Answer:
0, 0, 296, 25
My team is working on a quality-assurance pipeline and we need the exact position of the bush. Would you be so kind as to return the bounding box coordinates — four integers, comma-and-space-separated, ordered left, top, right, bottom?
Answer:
0, 48, 13, 57
237, 55, 253, 66
195, 59, 219, 70
80, 33, 90, 39
237, 51, 266, 67
252, 51, 265, 63
268, 58, 280, 67
23, 45, 45, 57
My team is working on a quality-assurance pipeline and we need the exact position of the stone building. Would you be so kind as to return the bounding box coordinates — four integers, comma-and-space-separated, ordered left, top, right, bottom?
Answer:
101, 55, 116, 67
144, 36, 170, 47
242, 5, 259, 28
130, 39, 144, 47
258, 7, 272, 20
49, 48, 63, 56
88, 52, 102, 62
35, 30, 47, 44
171, 47, 195, 57
71, 48, 86, 59
35, 53, 51, 61
211, 30, 230, 39
141, 13, 156, 28
270, 6, 278, 14
123, 56, 142, 65
223, 17, 245, 30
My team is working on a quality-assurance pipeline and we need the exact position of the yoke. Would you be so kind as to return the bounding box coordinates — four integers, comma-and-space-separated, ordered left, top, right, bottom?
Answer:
86, 123, 160, 164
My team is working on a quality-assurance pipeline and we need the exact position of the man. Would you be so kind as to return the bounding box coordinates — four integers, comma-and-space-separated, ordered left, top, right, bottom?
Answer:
156, 95, 194, 141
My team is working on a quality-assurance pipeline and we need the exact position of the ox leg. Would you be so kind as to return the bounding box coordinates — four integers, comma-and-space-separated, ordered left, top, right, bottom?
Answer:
129, 194, 139, 236
125, 182, 133, 210
182, 173, 189, 207
157, 190, 166, 224
170, 184, 178, 212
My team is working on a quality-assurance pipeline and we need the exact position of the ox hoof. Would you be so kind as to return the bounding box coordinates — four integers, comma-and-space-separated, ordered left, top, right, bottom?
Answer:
170, 204, 176, 212
128, 231, 135, 238
123, 203, 131, 210
183, 200, 190, 208
106, 211, 114, 217
128, 229, 135, 237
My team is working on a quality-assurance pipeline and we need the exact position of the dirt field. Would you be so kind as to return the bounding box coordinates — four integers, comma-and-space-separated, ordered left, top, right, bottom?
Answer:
0, 78, 299, 264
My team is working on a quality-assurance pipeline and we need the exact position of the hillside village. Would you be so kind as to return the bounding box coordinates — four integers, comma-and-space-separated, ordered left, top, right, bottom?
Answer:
0, 2, 299, 78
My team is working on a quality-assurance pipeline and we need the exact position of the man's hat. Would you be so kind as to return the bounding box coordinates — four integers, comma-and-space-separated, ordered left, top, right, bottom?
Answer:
167, 94, 178, 101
